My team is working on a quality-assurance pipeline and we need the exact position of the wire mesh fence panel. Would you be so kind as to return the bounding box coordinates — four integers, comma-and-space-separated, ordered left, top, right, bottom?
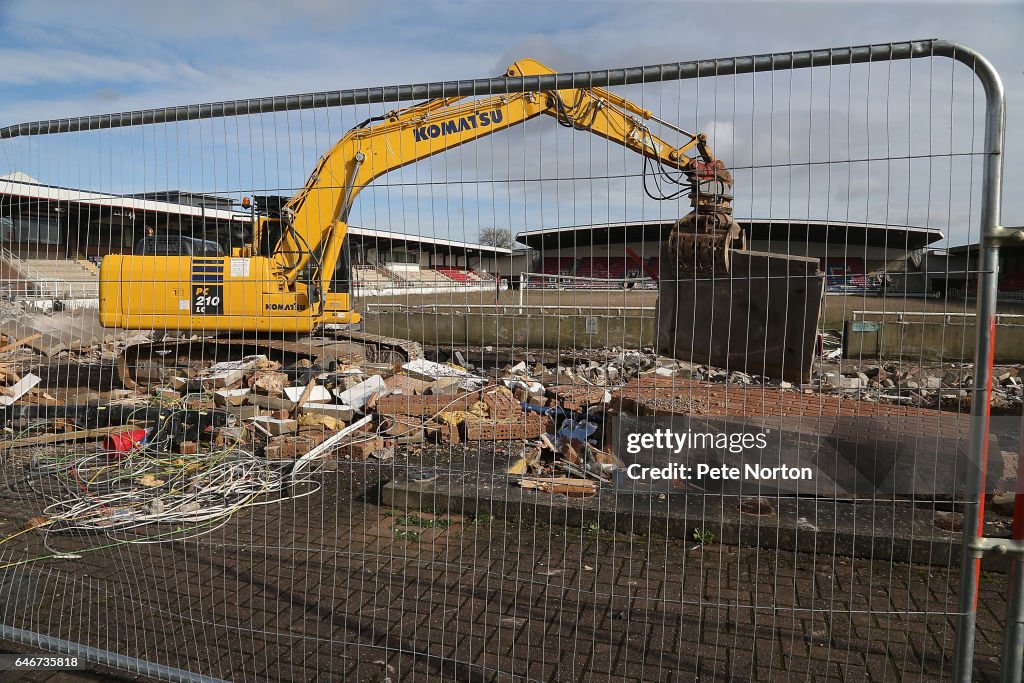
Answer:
0, 41, 1014, 682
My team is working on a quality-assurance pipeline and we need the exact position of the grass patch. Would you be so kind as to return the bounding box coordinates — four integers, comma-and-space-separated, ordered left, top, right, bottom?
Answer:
393, 529, 421, 541
393, 514, 453, 529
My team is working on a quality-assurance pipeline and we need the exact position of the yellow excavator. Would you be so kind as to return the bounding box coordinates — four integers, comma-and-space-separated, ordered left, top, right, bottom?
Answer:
100, 58, 819, 382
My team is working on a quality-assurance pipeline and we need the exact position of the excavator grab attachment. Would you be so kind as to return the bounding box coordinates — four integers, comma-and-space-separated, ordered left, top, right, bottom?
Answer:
654, 157, 825, 382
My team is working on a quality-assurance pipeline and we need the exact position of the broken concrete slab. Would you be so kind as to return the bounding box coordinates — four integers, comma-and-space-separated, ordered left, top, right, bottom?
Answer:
335, 374, 387, 411
299, 403, 355, 422
153, 387, 179, 403
251, 416, 298, 436
657, 249, 824, 383
246, 393, 295, 411
283, 384, 332, 404
383, 374, 432, 396
0, 308, 121, 356
0, 373, 41, 406
379, 477, 1011, 571
214, 388, 250, 407
223, 405, 263, 421
402, 358, 469, 381
428, 377, 462, 395
249, 370, 290, 395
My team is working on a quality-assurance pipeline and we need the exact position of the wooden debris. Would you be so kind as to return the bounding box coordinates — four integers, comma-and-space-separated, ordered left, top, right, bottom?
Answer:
4, 425, 146, 449
0, 365, 21, 385
0, 332, 42, 355
517, 476, 597, 497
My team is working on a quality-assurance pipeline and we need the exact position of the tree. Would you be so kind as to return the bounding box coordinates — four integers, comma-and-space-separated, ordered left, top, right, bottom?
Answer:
478, 227, 513, 249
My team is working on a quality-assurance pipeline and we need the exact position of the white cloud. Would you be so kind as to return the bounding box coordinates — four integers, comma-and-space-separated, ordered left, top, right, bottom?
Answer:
0, 49, 203, 86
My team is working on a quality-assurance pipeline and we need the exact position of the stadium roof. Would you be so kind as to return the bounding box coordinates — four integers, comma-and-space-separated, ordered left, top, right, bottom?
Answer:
0, 173, 510, 255
515, 218, 944, 252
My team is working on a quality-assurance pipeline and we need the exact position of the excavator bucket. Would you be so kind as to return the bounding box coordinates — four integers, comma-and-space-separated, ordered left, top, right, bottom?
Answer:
656, 198, 825, 383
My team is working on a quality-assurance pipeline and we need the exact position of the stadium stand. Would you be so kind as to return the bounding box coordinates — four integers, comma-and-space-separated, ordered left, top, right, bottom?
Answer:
352, 264, 400, 287
576, 256, 627, 280
434, 267, 475, 283
821, 257, 878, 294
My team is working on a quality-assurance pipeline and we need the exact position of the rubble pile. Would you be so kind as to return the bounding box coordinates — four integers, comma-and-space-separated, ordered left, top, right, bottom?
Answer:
1, 351, 631, 512
1, 333, 1021, 535
816, 363, 1024, 411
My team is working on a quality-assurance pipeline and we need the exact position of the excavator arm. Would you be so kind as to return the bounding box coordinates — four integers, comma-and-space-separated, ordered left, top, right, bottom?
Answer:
260, 58, 738, 314
99, 57, 823, 382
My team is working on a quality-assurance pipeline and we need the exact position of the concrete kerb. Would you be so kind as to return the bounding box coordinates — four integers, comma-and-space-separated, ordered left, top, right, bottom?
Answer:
380, 476, 1012, 572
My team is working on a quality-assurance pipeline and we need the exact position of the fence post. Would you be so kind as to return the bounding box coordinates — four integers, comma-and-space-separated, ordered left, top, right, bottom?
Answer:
943, 42, 1007, 683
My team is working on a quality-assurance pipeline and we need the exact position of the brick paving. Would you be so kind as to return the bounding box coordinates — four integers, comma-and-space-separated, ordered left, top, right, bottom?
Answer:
0, 460, 1010, 682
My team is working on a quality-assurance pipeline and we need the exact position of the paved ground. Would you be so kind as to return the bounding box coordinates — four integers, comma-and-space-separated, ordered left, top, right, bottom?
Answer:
0, 452, 1011, 683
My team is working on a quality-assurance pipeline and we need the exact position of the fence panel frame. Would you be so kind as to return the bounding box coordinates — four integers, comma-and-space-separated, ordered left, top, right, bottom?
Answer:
0, 38, 1011, 681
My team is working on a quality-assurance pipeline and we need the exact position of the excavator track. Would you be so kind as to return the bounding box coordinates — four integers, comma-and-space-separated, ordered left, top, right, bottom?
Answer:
319, 328, 424, 365
117, 330, 422, 389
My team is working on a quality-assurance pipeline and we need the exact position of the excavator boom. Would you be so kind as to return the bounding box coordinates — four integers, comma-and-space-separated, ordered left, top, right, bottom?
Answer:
99, 58, 823, 381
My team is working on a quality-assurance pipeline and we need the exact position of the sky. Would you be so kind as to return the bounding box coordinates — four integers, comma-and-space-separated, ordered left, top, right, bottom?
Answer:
0, 0, 1020, 247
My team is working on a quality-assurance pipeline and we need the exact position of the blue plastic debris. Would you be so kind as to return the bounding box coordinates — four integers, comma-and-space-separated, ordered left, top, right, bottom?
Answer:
558, 419, 598, 443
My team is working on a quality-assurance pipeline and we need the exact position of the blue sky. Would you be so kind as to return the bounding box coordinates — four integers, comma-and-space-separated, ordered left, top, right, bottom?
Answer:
0, 0, 1020, 246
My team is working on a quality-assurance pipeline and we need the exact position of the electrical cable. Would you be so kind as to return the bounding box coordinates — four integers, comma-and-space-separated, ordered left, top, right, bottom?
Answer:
2, 418, 323, 555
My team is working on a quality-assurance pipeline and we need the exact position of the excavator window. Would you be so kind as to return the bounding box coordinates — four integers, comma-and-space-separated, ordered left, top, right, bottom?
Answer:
259, 219, 285, 258
295, 234, 351, 295
133, 235, 225, 257
330, 238, 352, 295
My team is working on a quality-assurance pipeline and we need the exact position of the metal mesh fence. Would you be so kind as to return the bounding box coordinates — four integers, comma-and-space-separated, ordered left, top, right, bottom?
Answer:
0, 40, 1016, 682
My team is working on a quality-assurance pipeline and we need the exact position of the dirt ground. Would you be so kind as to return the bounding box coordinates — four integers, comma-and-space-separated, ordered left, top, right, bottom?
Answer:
0, 447, 1010, 683
358, 289, 1024, 329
